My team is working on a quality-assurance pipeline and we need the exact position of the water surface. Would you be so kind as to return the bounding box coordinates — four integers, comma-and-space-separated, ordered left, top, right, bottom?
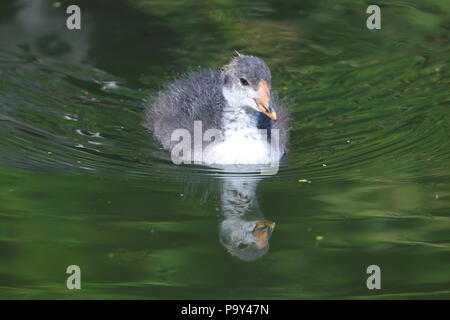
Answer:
0, 0, 450, 299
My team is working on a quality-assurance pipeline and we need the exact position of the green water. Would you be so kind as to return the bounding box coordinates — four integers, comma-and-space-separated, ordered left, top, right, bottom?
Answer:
1, 0, 449, 299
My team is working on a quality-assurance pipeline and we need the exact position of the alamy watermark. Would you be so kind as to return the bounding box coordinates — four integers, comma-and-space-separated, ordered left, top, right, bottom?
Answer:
170, 121, 281, 175
366, 5, 381, 30
66, 265, 81, 290
366, 265, 381, 290
66, 5, 81, 30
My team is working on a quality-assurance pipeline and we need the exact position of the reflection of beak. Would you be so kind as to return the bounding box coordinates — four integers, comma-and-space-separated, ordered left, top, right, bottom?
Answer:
254, 81, 277, 121
253, 221, 276, 249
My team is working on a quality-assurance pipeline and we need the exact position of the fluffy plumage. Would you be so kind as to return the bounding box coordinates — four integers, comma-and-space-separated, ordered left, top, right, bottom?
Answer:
144, 55, 289, 165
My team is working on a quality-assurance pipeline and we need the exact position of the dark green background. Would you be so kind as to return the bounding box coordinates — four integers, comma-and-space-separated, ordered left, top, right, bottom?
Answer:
0, 0, 449, 299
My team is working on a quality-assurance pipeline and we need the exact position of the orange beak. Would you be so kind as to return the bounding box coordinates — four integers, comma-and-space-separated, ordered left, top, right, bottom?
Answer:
253, 220, 276, 249
254, 81, 277, 121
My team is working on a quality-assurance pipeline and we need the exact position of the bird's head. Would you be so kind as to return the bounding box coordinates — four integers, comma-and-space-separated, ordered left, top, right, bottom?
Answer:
220, 219, 276, 262
222, 55, 277, 121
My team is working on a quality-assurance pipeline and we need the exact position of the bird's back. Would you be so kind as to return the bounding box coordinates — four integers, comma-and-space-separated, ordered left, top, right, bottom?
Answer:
145, 69, 224, 149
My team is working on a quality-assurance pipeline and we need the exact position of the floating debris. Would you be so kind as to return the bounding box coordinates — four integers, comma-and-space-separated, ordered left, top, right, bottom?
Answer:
298, 179, 311, 183
52, 2, 62, 8
322, 164, 327, 167
435, 194, 439, 200
316, 235, 324, 241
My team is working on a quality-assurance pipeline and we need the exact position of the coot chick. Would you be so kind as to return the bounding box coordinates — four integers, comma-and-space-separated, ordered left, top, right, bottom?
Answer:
145, 55, 289, 165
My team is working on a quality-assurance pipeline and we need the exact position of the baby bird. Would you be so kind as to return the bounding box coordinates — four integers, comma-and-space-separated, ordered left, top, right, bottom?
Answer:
145, 55, 289, 165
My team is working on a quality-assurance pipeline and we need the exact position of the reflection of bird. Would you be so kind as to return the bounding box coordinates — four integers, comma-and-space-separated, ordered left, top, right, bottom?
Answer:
145, 55, 289, 165
219, 178, 276, 262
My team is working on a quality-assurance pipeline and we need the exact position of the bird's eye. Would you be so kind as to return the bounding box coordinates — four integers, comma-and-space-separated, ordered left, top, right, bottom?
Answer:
240, 78, 249, 86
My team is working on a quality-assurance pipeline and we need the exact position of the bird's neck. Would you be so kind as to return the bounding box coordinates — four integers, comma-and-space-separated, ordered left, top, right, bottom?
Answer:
222, 104, 259, 136
221, 178, 260, 217
221, 86, 258, 136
